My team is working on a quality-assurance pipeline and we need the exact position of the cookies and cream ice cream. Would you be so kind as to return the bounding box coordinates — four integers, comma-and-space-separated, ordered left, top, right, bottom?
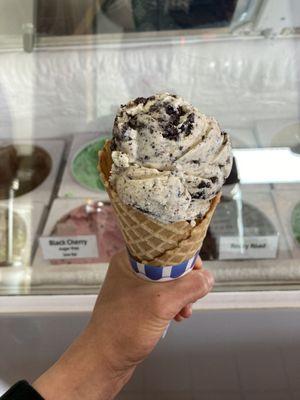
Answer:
110, 93, 232, 223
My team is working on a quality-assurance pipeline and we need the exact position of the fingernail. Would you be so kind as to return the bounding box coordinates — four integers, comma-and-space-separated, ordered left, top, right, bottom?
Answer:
203, 270, 215, 287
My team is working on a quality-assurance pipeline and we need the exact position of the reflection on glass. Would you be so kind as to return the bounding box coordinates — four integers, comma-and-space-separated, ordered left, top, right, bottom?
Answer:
132, 0, 238, 32
273, 122, 300, 153
35, 0, 238, 36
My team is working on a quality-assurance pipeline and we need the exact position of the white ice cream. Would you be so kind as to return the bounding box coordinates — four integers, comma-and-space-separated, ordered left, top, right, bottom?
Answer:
110, 93, 232, 223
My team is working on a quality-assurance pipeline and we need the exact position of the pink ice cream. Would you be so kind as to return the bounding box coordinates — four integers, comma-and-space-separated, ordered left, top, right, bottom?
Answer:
51, 202, 125, 264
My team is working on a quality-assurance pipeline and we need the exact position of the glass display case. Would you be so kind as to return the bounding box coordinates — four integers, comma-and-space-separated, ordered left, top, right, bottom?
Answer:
0, 0, 300, 297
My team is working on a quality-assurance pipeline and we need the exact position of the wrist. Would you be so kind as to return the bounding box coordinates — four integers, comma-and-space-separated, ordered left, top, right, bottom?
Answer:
33, 328, 134, 400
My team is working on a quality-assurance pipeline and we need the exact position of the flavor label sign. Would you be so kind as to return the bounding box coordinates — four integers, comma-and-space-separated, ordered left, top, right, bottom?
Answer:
39, 235, 99, 260
219, 235, 279, 260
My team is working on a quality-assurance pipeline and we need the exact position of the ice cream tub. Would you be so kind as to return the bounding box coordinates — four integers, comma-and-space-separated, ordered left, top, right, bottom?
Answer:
255, 119, 300, 191
0, 202, 44, 267
255, 119, 300, 149
33, 198, 125, 267
58, 133, 109, 201
0, 139, 65, 205
272, 190, 300, 259
201, 189, 290, 261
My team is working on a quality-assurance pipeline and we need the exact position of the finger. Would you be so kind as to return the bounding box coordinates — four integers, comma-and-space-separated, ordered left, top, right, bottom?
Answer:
174, 314, 185, 322
179, 304, 193, 318
167, 268, 214, 308
193, 256, 203, 270
174, 304, 192, 320
202, 269, 214, 287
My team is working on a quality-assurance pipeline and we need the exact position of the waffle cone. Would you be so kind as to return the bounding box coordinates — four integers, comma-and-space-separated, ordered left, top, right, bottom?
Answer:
98, 140, 221, 266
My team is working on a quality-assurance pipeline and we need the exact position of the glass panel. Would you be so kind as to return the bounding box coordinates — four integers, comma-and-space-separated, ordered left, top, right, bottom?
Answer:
0, 0, 300, 296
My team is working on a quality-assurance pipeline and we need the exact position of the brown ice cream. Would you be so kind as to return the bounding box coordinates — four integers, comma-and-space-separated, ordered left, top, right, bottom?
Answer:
0, 144, 52, 200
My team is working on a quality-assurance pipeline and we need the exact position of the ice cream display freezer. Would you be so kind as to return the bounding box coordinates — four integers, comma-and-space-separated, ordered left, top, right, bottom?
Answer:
0, 0, 299, 322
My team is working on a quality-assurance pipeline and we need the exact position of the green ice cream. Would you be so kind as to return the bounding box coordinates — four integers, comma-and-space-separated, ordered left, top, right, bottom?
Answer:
72, 137, 108, 192
291, 202, 300, 245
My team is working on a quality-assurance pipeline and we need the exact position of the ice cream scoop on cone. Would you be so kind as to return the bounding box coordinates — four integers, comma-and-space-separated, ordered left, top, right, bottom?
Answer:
99, 140, 221, 281
98, 93, 232, 281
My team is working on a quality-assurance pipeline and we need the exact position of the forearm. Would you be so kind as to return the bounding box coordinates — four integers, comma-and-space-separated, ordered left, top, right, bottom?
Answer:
3, 252, 213, 400
33, 329, 134, 400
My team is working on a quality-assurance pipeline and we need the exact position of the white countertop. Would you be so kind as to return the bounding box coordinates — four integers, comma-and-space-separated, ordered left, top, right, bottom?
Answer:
1, 290, 300, 314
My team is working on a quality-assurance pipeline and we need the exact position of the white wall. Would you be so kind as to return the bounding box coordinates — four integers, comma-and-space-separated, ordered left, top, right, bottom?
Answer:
0, 36, 299, 140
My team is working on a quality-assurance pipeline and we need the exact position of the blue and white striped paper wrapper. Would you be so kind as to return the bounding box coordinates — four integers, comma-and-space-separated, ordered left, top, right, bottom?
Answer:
128, 252, 199, 282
